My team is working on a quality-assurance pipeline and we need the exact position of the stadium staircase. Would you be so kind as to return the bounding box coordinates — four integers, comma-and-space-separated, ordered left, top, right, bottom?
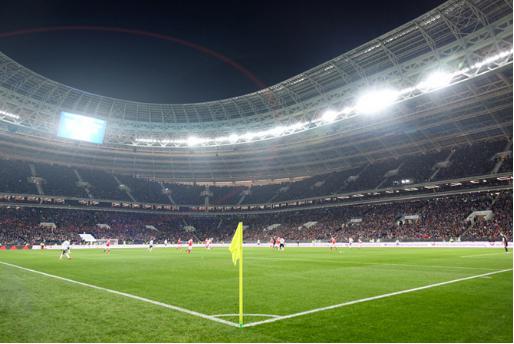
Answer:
375, 163, 404, 189
490, 192, 502, 207
200, 186, 213, 207
236, 189, 249, 205
490, 141, 512, 174
113, 175, 136, 202
28, 163, 44, 195
73, 169, 94, 199
336, 164, 369, 193
429, 150, 456, 181
159, 182, 176, 205
268, 185, 289, 203
459, 193, 499, 239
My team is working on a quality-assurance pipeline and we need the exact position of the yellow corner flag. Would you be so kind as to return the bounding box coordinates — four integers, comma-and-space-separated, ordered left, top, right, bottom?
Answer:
229, 222, 243, 265
229, 222, 244, 327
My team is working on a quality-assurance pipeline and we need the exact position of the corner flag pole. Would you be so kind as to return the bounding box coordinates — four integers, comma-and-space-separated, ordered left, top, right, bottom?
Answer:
239, 223, 243, 328
229, 222, 244, 328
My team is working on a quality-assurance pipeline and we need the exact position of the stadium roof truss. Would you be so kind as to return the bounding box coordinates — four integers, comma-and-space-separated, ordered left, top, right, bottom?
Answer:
0, 0, 512, 182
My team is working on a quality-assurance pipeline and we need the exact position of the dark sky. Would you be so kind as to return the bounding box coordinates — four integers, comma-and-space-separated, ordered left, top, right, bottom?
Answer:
0, 0, 444, 103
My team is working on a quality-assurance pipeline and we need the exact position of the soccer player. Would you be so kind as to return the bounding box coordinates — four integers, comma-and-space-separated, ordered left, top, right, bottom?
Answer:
105, 238, 111, 255
40, 241, 45, 250
348, 237, 353, 248
177, 238, 182, 250
501, 233, 509, 253
59, 239, 71, 260
279, 237, 285, 251
269, 237, 274, 249
148, 239, 154, 252
330, 237, 336, 251
164, 239, 168, 247
257, 239, 261, 246
187, 238, 193, 254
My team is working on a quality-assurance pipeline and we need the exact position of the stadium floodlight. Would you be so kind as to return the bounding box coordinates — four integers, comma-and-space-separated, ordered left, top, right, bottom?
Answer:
470, 49, 513, 70
417, 70, 453, 91
241, 132, 258, 141
0, 110, 20, 119
321, 110, 338, 123
186, 136, 203, 147
130, 49, 513, 148
341, 107, 354, 115
355, 88, 399, 114
291, 121, 308, 130
228, 134, 239, 144
270, 126, 286, 137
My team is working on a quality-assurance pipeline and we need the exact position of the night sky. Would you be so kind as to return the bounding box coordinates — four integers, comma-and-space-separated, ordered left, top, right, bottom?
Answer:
0, 0, 444, 103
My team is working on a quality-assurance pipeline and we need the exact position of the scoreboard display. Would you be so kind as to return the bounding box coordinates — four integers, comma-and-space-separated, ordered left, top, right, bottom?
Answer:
57, 112, 106, 144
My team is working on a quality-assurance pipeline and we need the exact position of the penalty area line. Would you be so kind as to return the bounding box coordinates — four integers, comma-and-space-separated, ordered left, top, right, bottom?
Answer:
0, 261, 239, 328
243, 268, 513, 328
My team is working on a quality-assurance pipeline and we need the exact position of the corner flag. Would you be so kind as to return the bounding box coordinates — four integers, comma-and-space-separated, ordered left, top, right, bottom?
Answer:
229, 222, 244, 327
229, 222, 243, 265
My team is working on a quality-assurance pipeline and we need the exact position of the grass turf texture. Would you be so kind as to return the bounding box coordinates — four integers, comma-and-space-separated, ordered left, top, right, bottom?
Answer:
0, 247, 512, 342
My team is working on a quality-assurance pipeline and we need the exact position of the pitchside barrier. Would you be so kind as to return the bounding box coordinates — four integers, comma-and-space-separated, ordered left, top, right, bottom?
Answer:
26, 241, 512, 250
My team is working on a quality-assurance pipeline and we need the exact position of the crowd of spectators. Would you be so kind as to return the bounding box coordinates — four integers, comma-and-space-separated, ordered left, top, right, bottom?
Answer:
462, 192, 513, 240
0, 191, 510, 246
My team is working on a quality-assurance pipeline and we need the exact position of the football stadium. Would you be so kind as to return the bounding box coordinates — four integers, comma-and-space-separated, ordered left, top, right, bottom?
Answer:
0, 0, 513, 342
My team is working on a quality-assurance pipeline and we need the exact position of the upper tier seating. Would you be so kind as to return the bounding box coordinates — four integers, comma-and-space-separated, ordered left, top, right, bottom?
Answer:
0, 139, 510, 204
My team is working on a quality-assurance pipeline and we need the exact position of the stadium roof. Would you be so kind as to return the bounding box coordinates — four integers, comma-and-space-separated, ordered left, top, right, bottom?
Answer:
0, 0, 512, 182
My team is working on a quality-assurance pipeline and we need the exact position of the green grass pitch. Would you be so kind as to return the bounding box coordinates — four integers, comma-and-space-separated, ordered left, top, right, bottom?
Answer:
0, 247, 512, 342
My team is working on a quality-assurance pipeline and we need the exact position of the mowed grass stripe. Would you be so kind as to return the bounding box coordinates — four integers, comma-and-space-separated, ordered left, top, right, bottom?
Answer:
0, 261, 239, 328
243, 268, 513, 327
1, 248, 510, 316
0, 248, 511, 342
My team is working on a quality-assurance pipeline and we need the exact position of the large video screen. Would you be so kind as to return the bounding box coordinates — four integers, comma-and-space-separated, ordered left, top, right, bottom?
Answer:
57, 112, 106, 144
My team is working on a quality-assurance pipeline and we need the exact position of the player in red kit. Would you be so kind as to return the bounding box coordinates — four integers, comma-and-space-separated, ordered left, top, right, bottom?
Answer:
177, 238, 182, 250
187, 239, 193, 254
105, 238, 111, 255
330, 237, 336, 251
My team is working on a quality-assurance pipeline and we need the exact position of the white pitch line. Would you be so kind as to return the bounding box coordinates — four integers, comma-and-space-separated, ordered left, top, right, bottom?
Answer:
211, 313, 280, 319
461, 252, 507, 258
243, 268, 513, 328
0, 261, 239, 328
375, 263, 500, 271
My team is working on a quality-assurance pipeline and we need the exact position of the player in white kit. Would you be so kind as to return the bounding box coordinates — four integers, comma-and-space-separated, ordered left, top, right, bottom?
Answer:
59, 240, 71, 260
